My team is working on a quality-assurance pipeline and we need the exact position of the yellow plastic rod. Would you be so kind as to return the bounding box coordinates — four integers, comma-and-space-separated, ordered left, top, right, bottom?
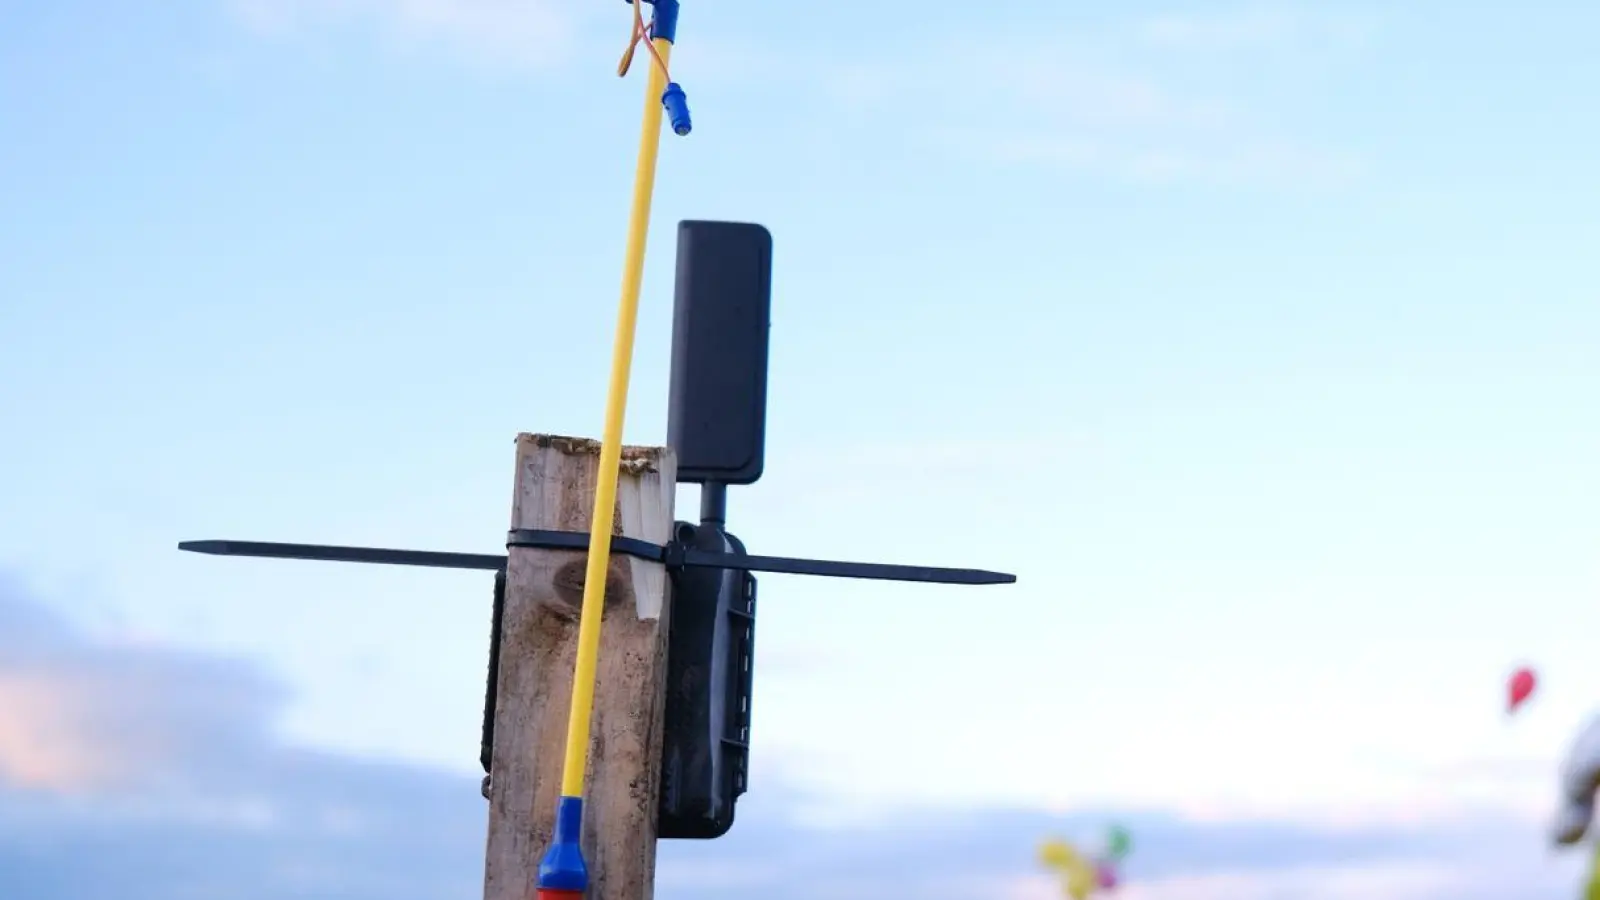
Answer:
559, 36, 674, 799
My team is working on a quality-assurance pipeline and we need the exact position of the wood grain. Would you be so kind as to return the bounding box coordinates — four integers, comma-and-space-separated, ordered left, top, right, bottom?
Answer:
483, 433, 675, 900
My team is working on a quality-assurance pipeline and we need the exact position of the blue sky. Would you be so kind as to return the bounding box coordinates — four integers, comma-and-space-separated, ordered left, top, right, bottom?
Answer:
4, 1, 1600, 897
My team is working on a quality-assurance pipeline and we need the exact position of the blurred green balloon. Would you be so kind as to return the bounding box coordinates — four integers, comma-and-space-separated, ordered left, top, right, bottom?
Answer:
1105, 825, 1132, 859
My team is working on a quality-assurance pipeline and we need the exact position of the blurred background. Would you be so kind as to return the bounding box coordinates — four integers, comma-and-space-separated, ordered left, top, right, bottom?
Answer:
3, 1, 1599, 897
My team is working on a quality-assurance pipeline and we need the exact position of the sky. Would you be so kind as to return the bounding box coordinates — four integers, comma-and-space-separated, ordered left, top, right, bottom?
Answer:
3, 0, 1600, 897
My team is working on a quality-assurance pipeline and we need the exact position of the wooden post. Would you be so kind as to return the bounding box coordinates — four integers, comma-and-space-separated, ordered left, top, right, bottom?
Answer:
483, 433, 676, 900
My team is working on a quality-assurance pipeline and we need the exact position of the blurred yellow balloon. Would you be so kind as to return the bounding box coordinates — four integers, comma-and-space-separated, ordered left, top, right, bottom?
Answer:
1585, 842, 1600, 900
1063, 866, 1095, 899
1039, 838, 1097, 899
1038, 838, 1079, 868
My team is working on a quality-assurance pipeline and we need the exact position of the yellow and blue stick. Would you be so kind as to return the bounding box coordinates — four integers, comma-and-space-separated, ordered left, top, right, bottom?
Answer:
535, 2, 691, 898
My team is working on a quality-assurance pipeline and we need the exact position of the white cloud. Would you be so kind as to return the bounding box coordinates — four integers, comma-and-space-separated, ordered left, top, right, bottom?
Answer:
696, 437, 1581, 834
1122, 858, 1569, 900
220, 1, 1371, 187
780, 7, 1374, 189
0, 673, 120, 791
230, 0, 598, 69
1139, 6, 1378, 53
1142, 9, 1301, 50
1, 574, 1595, 900
946, 129, 1365, 189
1010, 863, 1474, 900
928, 41, 1364, 189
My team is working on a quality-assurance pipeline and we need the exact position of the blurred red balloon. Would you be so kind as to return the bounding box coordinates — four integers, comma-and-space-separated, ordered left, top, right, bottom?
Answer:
1507, 667, 1537, 713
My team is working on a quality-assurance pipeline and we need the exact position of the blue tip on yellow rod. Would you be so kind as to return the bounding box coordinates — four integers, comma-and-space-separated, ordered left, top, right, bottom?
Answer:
537, 1, 684, 894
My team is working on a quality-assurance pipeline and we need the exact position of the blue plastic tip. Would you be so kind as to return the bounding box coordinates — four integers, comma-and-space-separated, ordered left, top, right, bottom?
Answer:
662, 82, 691, 136
536, 797, 588, 892
648, 0, 679, 43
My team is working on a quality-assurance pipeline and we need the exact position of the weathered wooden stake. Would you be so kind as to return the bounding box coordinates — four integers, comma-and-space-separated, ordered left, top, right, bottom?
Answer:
483, 433, 676, 900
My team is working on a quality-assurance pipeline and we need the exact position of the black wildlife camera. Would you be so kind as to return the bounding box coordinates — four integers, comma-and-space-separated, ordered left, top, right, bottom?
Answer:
178, 219, 1014, 844
657, 220, 773, 838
